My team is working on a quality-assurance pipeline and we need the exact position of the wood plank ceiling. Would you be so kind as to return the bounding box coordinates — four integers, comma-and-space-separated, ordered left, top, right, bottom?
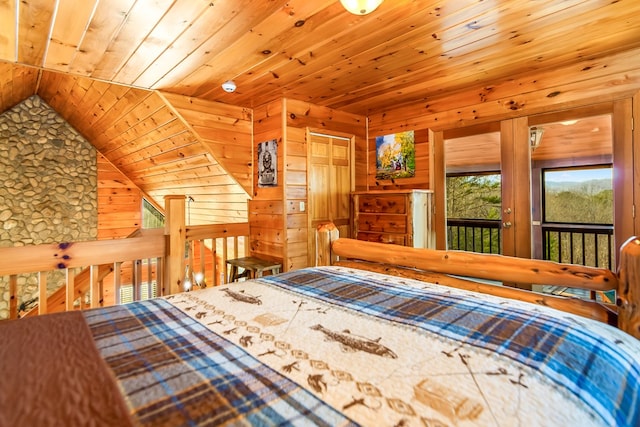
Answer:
1, 0, 640, 221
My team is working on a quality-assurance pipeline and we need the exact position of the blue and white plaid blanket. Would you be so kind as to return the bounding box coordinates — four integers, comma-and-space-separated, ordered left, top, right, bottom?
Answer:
84, 266, 640, 427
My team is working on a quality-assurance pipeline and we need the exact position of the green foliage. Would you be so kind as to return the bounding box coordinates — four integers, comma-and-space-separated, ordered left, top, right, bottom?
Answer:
545, 189, 612, 224
446, 175, 501, 219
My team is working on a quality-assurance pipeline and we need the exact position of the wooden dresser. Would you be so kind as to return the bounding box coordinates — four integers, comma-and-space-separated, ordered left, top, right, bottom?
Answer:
352, 190, 434, 248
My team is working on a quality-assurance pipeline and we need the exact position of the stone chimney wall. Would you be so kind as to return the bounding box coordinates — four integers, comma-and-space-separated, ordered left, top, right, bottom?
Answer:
0, 95, 97, 319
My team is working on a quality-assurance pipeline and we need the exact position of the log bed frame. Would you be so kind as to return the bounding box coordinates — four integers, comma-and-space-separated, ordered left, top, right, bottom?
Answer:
315, 223, 640, 340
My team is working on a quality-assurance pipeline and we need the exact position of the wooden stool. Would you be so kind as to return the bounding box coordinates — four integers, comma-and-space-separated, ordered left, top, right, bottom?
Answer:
227, 256, 282, 283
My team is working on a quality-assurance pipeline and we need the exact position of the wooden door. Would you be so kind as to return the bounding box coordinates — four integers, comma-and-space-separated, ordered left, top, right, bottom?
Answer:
307, 131, 352, 266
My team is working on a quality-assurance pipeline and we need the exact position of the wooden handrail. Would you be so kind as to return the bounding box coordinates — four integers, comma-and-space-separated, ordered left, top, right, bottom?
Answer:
0, 232, 165, 276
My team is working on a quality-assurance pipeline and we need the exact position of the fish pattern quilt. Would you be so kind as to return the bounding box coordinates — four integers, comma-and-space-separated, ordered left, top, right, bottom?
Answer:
84, 266, 640, 427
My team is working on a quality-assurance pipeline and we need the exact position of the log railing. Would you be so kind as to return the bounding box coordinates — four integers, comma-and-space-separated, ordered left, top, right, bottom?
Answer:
316, 223, 640, 339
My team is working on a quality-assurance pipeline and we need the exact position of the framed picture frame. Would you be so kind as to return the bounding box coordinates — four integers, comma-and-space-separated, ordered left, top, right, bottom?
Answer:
375, 130, 415, 180
258, 139, 277, 187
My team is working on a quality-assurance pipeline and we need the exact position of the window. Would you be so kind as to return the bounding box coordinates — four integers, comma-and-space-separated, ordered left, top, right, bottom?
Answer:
446, 173, 502, 253
543, 167, 613, 224
541, 166, 614, 269
142, 199, 165, 229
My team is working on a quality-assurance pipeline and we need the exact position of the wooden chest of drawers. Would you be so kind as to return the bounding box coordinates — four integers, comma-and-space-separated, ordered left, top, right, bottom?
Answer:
352, 190, 434, 248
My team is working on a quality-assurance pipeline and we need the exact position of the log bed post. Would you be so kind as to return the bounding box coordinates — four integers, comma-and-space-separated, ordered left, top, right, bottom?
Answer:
618, 236, 640, 339
165, 195, 186, 295
316, 222, 339, 266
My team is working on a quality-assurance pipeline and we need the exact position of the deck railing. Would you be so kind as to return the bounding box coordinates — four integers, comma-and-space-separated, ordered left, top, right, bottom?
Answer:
446, 217, 615, 303
447, 218, 501, 254
541, 223, 614, 270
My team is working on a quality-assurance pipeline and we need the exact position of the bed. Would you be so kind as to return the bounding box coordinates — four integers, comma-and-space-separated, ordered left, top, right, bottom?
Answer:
2, 233, 640, 427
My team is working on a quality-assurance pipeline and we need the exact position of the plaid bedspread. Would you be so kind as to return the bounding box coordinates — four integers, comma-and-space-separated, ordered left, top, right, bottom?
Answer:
84, 266, 640, 427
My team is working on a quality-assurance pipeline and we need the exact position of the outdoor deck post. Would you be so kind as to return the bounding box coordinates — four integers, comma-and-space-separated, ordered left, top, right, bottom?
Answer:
165, 195, 186, 295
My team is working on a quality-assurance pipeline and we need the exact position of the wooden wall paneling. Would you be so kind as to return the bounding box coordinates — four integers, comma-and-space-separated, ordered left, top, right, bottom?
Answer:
113, 133, 199, 172
114, 132, 198, 170
285, 99, 367, 136
285, 126, 308, 270
100, 97, 168, 152
250, 100, 285, 264
0, 63, 38, 112
369, 48, 640, 135
97, 153, 142, 240
248, 200, 284, 262
161, 92, 253, 193
283, 99, 365, 268
366, 128, 430, 190
613, 98, 635, 255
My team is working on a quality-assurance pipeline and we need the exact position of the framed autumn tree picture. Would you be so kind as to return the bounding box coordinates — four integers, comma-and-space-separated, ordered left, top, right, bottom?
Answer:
375, 130, 415, 180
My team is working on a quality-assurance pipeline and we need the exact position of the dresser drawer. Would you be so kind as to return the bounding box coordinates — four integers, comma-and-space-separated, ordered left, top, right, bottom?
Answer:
357, 213, 407, 233
356, 232, 407, 246
357, 194, 407, 214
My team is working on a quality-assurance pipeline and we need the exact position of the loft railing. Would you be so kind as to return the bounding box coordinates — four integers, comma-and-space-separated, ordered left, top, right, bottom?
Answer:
0, 195, 250, 320
0, 229, 165, 320
447, 218, 501, 254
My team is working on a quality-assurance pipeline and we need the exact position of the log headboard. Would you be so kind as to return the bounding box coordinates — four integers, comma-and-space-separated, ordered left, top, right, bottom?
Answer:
316, 223, 640, 339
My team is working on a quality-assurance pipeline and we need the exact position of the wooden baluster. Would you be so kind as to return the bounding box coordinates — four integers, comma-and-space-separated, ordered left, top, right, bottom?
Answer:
66, 269, 75, 311
114, 262, 122, 304
134, 260, 143, 301
147, 258, 153, 297
197, 239, 205, 287
211, 238, 218, 286
222, 238, 228, 283
9, 274, 17, 319
90, 265, 100, 308
156, 257, 164, 296
38, 271, 47, 315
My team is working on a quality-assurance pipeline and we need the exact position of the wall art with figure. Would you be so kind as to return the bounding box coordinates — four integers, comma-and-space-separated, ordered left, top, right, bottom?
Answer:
375, 130, 415, 180
258, 139, 277, 187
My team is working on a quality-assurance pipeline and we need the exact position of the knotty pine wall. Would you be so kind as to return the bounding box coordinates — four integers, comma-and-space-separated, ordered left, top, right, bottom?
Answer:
250, 99, 285, 265
251, 98, 366, 271
97, 153, 142, 239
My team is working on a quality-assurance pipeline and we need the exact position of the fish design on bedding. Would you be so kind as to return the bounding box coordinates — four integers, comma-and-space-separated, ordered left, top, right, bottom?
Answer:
310, 324, 398, 358
221, 287, 262, 304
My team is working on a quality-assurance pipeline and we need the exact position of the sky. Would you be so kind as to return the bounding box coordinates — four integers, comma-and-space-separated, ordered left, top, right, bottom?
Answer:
545, 168, 611, 182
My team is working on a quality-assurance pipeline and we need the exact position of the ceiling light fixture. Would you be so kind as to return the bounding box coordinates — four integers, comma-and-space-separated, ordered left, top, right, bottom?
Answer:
221, 80, 236, 93
340, 0, 383, 15
529, 126, 544, 150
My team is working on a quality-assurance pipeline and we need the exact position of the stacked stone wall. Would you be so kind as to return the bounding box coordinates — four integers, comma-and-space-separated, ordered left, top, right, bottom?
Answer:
0, 95, 97, 318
